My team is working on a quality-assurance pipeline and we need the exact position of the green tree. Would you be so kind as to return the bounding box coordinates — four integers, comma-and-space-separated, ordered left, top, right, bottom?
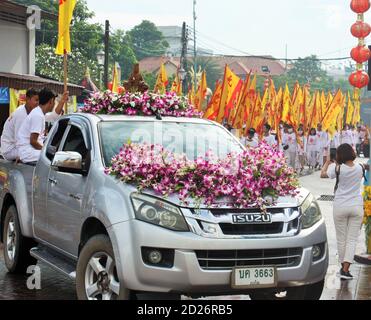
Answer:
128, 20, 169, 61
270, 55, 352, 94
36, 44, 100, 86
110, 30, 137, 80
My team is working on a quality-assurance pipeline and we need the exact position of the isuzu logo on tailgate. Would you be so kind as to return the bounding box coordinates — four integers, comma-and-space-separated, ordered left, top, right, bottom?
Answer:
232, 214, 272, 224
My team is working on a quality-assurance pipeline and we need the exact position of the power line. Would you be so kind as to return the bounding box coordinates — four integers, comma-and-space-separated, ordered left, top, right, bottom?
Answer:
187, 25, 351, 62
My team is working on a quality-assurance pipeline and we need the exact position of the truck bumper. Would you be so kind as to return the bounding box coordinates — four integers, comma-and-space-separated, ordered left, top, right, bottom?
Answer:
109, 219, 328, 295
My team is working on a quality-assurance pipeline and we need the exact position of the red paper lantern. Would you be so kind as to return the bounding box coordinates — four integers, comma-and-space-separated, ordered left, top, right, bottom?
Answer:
349, 70, 370, 88
350, 0, 370, 13
351, 45, 371, 63
351, 21, 371, 38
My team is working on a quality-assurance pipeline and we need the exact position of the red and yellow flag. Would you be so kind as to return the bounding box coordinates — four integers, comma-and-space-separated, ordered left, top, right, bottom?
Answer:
204, 81, 222, 121
216, 65, 243, 123
154, 63, 169, 94
55, 0, 77, 55
171, 74, 182, 96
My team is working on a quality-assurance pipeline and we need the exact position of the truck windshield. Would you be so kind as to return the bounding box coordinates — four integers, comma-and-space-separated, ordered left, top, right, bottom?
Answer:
99, 121, 243, 165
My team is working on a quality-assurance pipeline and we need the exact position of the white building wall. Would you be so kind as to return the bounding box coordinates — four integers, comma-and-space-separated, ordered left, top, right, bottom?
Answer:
0, 19, 30, 74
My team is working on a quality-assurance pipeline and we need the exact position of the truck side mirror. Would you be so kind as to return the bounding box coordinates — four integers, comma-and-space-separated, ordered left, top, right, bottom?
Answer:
52, 151, 85, 174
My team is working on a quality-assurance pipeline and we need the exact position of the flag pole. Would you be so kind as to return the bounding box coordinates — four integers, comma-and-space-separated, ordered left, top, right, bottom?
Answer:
63, 49, 68, 114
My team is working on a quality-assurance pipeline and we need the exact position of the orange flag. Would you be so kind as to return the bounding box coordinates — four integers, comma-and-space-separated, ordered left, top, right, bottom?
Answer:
194, 71, 208, 111
281, 84, 291, 124
154, 63, 169, 93
55, 0, 77, 55
216, 65, 243, 123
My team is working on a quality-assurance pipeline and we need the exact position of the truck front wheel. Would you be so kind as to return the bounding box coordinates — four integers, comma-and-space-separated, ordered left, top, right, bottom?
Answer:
2, 205, 37, 274
249, 280, 325, 300
76, 235, 131, 300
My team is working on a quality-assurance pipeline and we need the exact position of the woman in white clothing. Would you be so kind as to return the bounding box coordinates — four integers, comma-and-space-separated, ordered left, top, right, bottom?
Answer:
306, 128, 319, 170
321, 144, 367, 280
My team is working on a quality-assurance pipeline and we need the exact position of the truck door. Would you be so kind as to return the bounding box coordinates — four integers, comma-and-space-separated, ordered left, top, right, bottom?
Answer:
33, 119, 69, 241
46, 123, 91, 256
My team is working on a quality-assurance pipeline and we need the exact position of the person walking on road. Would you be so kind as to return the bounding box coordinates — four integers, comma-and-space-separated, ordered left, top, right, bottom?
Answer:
320, 144, 367, 280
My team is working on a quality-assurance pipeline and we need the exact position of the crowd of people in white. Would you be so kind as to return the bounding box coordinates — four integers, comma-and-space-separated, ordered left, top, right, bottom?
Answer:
239, 122, 369, 173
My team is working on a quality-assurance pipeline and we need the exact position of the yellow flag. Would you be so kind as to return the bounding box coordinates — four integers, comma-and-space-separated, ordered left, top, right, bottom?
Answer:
281, 84, 291, 123
346, 92, 354, 125
9, 89, 26, 114
194, 71, 208, 111
216, 65, 243, 123
111, 63, 119, 93
353, 90, 361, 125
154, 63, 169, 94
55, 0, 77, 55
322, 90, 343, 132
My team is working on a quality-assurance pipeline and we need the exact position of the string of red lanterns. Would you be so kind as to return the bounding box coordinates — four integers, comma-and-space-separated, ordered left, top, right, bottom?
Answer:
349, 0, 371, 90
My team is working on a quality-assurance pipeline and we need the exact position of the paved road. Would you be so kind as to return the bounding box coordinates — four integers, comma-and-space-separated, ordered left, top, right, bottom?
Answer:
0, 165, 369, 300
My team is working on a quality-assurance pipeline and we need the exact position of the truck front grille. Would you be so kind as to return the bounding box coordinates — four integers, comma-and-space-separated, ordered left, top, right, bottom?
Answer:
196, 248, 302, 270
219, 222, 284, 235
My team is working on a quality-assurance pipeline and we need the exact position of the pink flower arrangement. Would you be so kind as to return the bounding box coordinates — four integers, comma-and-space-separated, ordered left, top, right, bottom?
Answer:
81, 91, 203, 118
106, 143, 299, 209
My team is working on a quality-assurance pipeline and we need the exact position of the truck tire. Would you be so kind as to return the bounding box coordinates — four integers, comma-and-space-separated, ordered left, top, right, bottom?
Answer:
76, 234, 131, 300
2, 205, 37, 274
249, 280, 325, 300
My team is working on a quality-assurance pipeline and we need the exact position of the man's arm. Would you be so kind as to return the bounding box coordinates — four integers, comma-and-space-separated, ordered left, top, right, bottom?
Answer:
320, 159, 333, 179
30, 133, 43, 150
54, 91, 69, 115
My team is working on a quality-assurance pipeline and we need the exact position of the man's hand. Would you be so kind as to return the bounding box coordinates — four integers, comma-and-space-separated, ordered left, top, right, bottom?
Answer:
55, 91, 69, 115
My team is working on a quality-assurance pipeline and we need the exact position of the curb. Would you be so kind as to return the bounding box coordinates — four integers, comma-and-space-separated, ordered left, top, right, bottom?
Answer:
354, 254, 371, 266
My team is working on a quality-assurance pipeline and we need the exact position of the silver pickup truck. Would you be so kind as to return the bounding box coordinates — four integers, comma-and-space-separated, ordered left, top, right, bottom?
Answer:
0, 114, 328, 300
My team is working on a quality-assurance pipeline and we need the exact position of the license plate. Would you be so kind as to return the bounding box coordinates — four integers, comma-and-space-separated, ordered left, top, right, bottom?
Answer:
231, 267, 277, 289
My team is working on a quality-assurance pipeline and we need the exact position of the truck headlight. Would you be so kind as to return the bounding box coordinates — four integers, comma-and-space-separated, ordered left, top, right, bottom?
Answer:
301, 194, 322, 229
131, 193, 189, 232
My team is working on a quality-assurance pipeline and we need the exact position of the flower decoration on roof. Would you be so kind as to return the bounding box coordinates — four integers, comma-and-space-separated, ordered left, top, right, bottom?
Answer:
81, 91, 203, 118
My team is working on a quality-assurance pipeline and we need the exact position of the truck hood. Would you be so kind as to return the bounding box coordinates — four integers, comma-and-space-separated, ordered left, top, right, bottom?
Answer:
140, 188, 311, 210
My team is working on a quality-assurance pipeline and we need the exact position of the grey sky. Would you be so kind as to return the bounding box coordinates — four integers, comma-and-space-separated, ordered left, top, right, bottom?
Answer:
86, 0, 369, 62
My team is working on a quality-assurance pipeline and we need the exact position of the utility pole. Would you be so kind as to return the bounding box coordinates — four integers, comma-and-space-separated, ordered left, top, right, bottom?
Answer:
193, 0, 197, 90
285, 44, 288, 71
104, 20, 110, 90
180, 22, 189, 93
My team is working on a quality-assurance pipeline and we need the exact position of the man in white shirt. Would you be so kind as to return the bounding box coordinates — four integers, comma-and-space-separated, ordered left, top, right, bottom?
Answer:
282, 125, 297, 168
262, 124, 277, 148
241, 128, 259, 148
316, 123, 330, 169
17, 88, 68, 164
1, 88, 40, 160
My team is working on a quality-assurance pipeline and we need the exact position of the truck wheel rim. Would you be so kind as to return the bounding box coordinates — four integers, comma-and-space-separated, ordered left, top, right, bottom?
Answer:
6, 217, 16, 262
85, 252, 120, 300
